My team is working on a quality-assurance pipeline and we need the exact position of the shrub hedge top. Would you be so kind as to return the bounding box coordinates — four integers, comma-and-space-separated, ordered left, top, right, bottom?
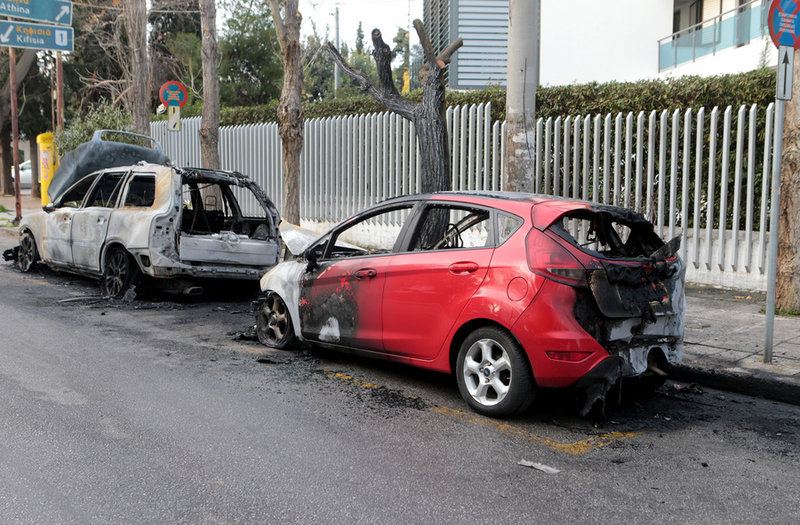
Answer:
169, 68, 775, 126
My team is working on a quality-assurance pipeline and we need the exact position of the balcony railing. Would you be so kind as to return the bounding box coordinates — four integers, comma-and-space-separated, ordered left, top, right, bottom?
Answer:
658, 0, 767, 71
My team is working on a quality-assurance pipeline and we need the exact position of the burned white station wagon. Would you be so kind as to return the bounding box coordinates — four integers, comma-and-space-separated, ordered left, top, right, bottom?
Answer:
13, 132, 282, 297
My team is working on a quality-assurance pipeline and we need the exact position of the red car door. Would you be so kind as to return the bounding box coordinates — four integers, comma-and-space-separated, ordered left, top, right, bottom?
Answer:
299, 204, 415, 351
382, 204, 494, 360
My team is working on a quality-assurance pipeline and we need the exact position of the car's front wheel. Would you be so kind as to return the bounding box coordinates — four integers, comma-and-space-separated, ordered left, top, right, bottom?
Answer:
100, 247, 140, 299
17, 231, 38, 272
456, 327, 535, 417
256, 292, 296, 349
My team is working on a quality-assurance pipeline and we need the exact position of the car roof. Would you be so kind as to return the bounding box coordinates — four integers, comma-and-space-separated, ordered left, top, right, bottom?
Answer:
373, 191, 650, 228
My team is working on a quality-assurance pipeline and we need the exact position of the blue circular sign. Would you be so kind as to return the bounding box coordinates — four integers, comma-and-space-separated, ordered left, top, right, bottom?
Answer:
159, 81, 187, 108
769, 0, 800, 50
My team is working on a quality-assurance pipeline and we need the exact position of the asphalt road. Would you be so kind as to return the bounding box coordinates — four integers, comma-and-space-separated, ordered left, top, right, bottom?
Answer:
0, 235, 798, 524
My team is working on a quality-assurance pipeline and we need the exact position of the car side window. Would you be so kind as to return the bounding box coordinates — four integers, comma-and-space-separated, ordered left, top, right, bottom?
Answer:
58, 174, 98, 208
123, 175, 156, 207
322, 205, 414, 259
85, 172, 126, 208
497, 212, 524, 244
409, 205, 492, 251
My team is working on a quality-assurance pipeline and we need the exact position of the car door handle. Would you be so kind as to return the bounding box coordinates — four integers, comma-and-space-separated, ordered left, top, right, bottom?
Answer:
449, 261, 479, 274
97, 217, 106, 225
355, 268, 377, 279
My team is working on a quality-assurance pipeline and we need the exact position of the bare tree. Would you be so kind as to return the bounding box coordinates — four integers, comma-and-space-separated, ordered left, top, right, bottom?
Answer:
123, 0, 150, 134
199, 0, 221, 169
326, 20, 461, 194
269, 0, 303, 224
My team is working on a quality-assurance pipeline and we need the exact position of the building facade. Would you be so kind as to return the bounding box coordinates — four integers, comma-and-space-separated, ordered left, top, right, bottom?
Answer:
423, 0, 776, 88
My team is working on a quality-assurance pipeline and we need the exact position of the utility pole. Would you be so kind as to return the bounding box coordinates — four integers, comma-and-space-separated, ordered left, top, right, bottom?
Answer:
334, 7, 340, 96
504, 0, 540, 193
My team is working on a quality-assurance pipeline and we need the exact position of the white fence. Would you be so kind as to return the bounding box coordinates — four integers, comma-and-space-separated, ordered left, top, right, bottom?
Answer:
151, 102, 777, 291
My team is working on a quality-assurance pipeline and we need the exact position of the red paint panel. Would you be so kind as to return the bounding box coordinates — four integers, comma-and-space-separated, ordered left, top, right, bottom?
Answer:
382, 248, 493, 359
510, 279, 609, 388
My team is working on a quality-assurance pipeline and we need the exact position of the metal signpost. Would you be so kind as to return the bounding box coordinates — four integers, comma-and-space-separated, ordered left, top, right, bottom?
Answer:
160, 81, 188, 132
765, 0, 800, 362
0, 0, 73, 222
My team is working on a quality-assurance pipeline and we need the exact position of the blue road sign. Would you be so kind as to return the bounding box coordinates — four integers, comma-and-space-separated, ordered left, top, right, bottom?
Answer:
0, 20, 73, 52
0, 0, 72, 27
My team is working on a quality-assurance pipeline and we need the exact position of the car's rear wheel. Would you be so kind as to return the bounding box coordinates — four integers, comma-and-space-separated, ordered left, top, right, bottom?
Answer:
100, 247, 140, 299
456, 327, 535, 417
256, 292, 296, 349
17, 231, 38, 272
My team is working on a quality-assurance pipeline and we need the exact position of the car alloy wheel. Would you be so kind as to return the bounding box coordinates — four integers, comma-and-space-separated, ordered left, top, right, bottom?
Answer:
100, 248, 140, 299
17, 231, 38, 272
456, 327, 535, 417
256, 292, 296, 349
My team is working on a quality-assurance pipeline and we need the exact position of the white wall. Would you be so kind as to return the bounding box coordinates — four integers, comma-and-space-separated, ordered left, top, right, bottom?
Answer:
540, 0, 674, 86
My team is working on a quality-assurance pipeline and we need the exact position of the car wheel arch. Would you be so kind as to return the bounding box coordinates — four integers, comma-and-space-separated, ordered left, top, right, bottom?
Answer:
448, 319, 533, 380
100, 242, 141, 274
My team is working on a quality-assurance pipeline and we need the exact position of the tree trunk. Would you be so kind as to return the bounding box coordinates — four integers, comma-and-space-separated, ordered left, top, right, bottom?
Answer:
124, 0, 150, 134
776, 47, 800, 312
1, 132, 11, 195
0, 49, 37, 194
199, 0, 221, 170
504, 0, 539, 193
412, 63, 449, 193
270, 0, 303, 224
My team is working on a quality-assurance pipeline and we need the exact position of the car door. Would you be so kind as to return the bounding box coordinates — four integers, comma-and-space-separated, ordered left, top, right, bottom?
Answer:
71, 171, 127, 271
381, 203, 495, 359
299, 204, 415, 350
41, 173, 99, 266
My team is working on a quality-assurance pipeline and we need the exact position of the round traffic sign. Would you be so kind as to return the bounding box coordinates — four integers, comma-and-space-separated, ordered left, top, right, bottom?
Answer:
769, 0, 800, 50
159, 81, 188, 108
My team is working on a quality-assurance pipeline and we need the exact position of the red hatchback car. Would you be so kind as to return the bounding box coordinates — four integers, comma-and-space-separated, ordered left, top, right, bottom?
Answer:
257, 192, 685, 417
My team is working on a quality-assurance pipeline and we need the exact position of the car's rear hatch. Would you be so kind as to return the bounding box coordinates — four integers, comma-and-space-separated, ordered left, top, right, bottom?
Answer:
532, 200, 685, 375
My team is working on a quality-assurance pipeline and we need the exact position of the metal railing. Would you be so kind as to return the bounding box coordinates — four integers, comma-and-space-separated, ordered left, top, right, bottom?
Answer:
658, 0, 767, 71
151, 101, 777, 291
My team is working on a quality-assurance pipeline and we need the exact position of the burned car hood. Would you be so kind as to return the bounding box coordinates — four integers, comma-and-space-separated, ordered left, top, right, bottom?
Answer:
48, 130, 169, 203
279, 221, 322, 255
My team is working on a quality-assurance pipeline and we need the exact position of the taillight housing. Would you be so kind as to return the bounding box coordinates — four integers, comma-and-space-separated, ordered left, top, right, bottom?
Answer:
526, 230, 587, 287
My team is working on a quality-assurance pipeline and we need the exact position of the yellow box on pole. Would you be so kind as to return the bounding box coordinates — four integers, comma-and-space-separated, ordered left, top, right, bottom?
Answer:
36, 132, 58, 206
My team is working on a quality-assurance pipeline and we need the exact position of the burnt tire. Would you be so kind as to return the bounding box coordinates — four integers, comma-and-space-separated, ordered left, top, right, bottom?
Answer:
100, 247, 141, 299
256, 292, 296, 349
456, 327, 535, 418
17, 231, 38, 272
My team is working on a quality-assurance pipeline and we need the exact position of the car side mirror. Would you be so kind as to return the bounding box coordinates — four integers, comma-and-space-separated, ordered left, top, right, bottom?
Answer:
43, 203, 55, 213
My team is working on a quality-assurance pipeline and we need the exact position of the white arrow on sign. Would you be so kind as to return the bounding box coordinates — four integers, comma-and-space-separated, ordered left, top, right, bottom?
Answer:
55, 5, 69, 22
777, 45, 794, 101
0, 25, 12, 43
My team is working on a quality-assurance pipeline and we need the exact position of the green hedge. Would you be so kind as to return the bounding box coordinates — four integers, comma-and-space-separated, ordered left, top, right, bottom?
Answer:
179, 68, 775, 126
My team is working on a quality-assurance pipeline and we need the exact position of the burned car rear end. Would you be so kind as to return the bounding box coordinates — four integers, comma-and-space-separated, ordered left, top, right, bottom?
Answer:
523, 199, 685, 414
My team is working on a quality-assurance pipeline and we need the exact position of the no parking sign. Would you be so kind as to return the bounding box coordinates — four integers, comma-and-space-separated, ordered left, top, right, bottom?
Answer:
769, 1, 800, 100
159, 81, 187, 132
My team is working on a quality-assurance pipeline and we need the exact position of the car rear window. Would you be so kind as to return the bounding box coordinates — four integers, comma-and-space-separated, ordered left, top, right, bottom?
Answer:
548, 210, 665, 259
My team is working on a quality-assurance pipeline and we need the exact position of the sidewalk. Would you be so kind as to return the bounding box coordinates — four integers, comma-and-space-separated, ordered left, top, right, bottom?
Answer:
0, 191, 42, 229
2, 190, 800, 406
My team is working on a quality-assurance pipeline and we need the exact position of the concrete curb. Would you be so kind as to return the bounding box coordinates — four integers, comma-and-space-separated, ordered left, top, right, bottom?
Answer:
671, 363, 800, 407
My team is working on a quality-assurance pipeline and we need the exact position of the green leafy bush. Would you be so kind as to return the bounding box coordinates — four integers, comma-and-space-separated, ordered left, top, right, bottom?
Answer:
204, 69, 774, 126
55, 103, 134, 153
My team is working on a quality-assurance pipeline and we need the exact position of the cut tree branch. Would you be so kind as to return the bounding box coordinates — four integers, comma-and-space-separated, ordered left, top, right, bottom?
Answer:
325, 42, 415, 120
